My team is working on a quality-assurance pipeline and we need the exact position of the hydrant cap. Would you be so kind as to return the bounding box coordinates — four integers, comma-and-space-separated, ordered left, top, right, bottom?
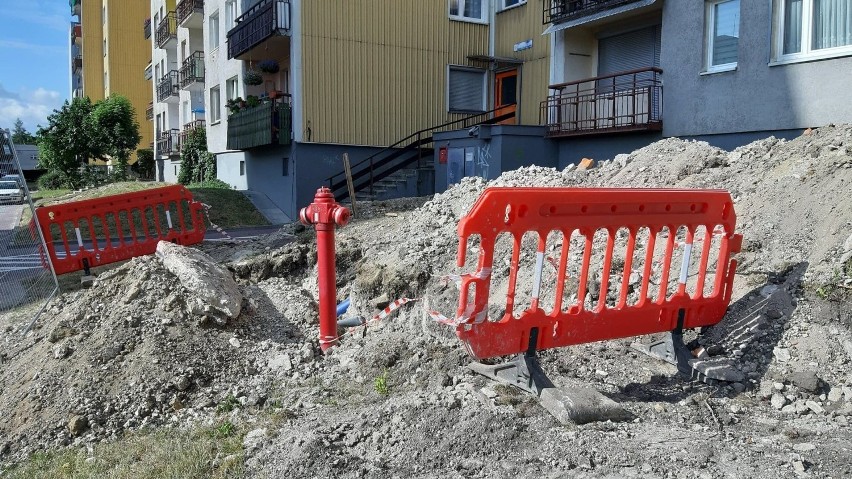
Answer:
299, 207, 312, 225
333, 206, 351, 227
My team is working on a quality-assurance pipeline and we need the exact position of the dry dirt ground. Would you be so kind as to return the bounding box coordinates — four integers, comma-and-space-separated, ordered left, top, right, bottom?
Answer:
2, 125, 852, 478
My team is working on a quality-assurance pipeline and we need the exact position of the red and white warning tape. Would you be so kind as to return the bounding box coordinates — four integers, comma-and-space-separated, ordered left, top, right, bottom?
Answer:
201, 203, 234, 241
429, 267, 492, 326
330, 297, 417, 343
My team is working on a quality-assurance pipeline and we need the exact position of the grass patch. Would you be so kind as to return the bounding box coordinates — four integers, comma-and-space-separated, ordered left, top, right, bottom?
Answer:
188, 187, 270, 229
0, 425, 244, 479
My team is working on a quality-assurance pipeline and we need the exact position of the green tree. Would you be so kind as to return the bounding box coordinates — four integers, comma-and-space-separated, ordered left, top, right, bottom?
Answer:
11, 118, 37, 145
37, 97, 99, 188
90, 95, 141, 181
178, 127, 216, 185
134, 148, 155, 180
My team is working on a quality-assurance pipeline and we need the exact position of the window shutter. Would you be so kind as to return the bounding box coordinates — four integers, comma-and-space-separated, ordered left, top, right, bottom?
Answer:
598, 25, 661, 76
448, 68, 485, 112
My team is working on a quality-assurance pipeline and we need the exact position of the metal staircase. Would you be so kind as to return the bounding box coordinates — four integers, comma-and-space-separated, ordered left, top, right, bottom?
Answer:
325, 105, 515, 202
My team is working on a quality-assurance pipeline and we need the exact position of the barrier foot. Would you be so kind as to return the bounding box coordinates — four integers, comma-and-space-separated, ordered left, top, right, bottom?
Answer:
469, 328, 554, 396
632, 309, 744, 384
80, 258, 95, 287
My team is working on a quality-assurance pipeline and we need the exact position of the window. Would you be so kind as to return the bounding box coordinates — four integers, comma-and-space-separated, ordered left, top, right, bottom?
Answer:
225, 0, 238, 30
210, 86, 221, 123
225, 76, 240, 101
449, 0, 488, 23
705, 0, 739, 72
239, 160, 245, 176
774, 0, 852, 62
209, 11, 220, 51
102, 5, 106, 24
500, 0, 526, 11
447, 66, 486, 112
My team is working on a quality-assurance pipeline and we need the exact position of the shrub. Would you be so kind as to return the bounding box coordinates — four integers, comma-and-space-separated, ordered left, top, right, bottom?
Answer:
37, 170, 66, 190
187, 179, 232, 189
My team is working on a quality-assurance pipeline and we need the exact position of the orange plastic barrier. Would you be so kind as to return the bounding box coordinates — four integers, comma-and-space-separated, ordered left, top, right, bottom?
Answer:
451, 187, 742, 359
34, 185, 206, 275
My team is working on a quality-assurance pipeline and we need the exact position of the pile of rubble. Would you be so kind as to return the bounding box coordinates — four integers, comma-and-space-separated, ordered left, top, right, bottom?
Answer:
1, 125, 851, 478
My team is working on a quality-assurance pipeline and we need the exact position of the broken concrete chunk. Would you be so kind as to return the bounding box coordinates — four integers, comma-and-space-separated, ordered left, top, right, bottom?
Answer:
156, 241, 242, 322
539, 386, 633, 425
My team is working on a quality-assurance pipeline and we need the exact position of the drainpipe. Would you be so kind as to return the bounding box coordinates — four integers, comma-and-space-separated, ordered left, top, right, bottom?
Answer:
488, 0, 497, 109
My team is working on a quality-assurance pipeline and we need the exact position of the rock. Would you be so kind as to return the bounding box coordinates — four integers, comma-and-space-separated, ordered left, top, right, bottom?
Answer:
788, 371, 823, 393
771, 393, 787, 410
539, 386, 633, 425
459, 458, 484, 471
173, 375, 192, 392
53, 342, 72, 360
805, 400, 824, 415
773, 382, 785, 391
68, 415, 88, 436
269, 353, 294, 372
370, 293, 390, 310
773, 347, 791, 363
793, 443, 816, 452
229, 337, 241, 348
48, 324, 78, 343
156, 241, 242, 323
793, 461, 806, 474
828, 387, 843, 402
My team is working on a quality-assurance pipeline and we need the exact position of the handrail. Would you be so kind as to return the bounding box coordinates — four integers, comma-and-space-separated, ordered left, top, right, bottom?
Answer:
325, 105, 516, 192
548, 67, 663, 90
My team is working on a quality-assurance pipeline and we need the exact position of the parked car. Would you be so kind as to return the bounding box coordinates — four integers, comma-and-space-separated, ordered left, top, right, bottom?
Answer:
0, 180, 24, 204
1, 174, 24, 188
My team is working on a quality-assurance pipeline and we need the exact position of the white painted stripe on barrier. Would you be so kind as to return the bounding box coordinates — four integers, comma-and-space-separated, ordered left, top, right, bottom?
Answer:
679, 243, 692, 284
531, 252, 544, 299
75, 227, 83, 248
166, 211, 173, 229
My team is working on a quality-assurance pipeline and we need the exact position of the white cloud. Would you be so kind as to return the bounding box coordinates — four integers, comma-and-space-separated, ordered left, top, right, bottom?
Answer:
0, 39, 66, 56
0, 84, 65, 133
4, 2, 69, 32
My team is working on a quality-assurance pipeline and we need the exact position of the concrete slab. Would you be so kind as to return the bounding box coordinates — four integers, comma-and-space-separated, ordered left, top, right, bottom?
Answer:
539, 386, 634, 425
241, 190, 292, 225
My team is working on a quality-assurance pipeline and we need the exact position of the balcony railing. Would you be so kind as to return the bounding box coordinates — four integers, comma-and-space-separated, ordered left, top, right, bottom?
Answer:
543, 0, 647, 25
540, 67, 662, 138
155, 12, 177, 48
227, 0, 291, 60
156, 129, 181, 157
146, 102, 154, 121
144, 63, 153, 81
71, 23, 81, 44
72, 54, 82, 72
144, 18, 151, 39
227, 96, 292, 150
179, 52, 205, 89
176, 0, 204, 27
179, 120, 206, 146
156, 71, 180, 102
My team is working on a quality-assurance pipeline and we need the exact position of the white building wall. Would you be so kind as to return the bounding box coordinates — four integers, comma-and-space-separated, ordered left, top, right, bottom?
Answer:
205, 0, 248, 190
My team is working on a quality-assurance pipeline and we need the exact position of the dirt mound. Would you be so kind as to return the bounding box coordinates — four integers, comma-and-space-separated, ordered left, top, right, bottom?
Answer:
2, 125, 852, 477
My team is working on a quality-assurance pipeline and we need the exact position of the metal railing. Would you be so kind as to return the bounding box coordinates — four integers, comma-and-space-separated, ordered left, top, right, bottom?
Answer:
540, 67, 662, 138
156, 70, 179, 102
176, 0, 204, 26
325, 105, 516, 201
72, 54, 82, 72
156, 12, 177, 48
226, 95, 292, 150
179, 119, 206, 146
227, 0, 291, 59
145, 102, 154, 120
144, 18, 151, 39
179, 52, 205, 88
543, 0, 647, 24
156, 129, 181, 157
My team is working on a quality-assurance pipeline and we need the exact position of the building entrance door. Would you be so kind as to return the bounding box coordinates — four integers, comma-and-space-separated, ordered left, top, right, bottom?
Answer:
494, 69, 518, 125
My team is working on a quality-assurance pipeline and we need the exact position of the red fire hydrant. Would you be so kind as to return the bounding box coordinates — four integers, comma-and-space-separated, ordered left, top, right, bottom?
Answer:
299, 187, 351, 352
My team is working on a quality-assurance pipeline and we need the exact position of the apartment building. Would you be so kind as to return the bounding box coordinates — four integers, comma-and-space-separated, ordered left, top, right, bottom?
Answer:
70, 0, 154, 164
199, 0, 550, 220
540, 0, 852, 165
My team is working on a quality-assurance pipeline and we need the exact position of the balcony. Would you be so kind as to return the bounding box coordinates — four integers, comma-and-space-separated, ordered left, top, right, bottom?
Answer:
179, 120, 206, 146
227, 0, 291, 60
543, 0, 649, 25
144, 18, 151, 39
156, 12, 177, 49
144, 62, 153, 81
156, 129, 181, 157
176, 0, 204, 29
179, 52, 205, 91
71, 23, 81, 45
156, 71, 180, 103
540, 67, 662, 138
72, 54, 82, 72
71, 0, 80, 17
145, 102, 154, 121
227, 97, 292, 150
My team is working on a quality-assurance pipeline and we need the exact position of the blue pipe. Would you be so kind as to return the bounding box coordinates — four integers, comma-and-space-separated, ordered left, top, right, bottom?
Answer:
336, 298, 351, 317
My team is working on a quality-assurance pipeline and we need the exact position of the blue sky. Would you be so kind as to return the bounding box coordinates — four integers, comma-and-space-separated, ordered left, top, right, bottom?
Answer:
0, 1, 71, 134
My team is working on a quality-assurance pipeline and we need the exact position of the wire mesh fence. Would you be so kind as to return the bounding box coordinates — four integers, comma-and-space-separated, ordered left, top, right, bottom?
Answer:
0, 128, 58, 328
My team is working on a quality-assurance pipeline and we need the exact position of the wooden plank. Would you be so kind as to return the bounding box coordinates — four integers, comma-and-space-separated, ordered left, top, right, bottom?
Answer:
342, 152, 356, 216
